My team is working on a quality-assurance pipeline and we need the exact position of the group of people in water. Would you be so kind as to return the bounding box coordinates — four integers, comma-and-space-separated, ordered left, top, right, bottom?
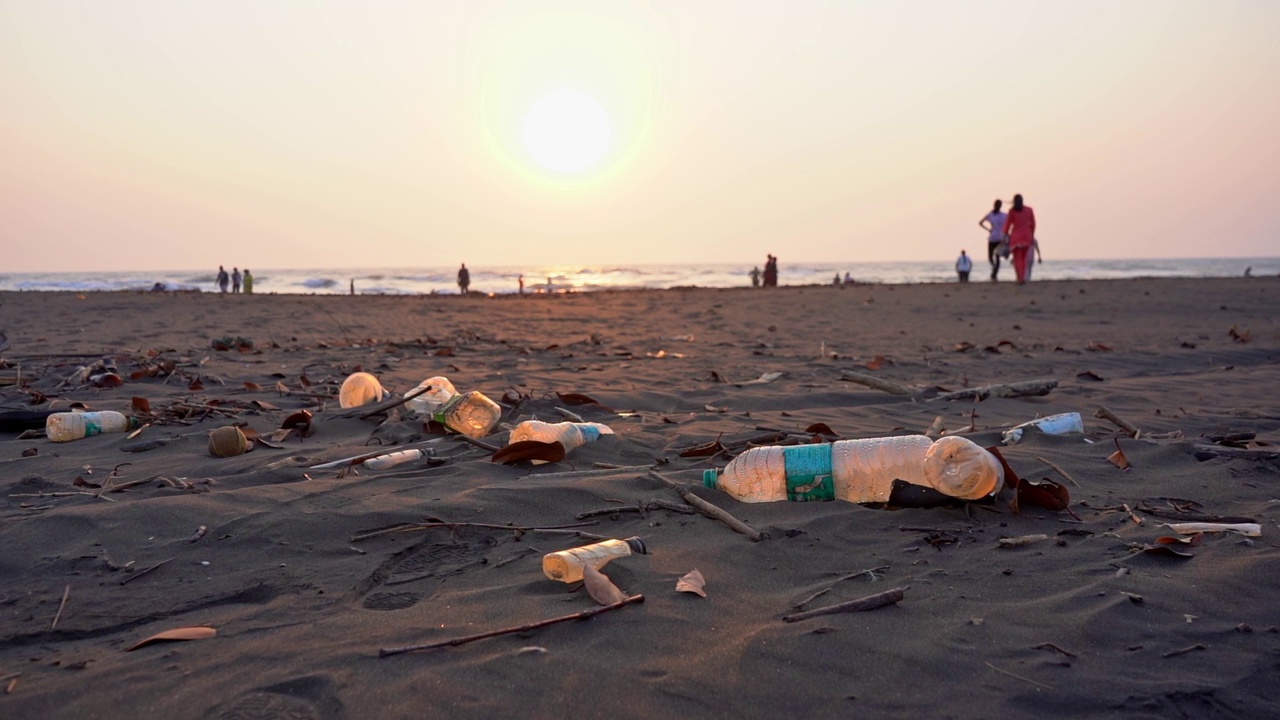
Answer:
962, 194, 1040, 284
215, 265, 252, 294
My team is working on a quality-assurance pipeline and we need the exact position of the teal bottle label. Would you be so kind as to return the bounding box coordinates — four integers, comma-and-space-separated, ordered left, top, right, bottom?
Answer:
577, 424, 600, 442
782, 445, 835, 502
83, 418, 103, 437
432, 394, 464, 427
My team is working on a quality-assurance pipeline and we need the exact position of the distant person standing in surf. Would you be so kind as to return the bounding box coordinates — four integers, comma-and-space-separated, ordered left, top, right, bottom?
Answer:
979, 199, 1007, 281
1001, 194, 1037, 285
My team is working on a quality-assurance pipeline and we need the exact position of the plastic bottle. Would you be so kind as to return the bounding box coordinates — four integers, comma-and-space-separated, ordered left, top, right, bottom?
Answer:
362, 448, 424, 470
703, 435, 1002, 504
339, 372, 385, 409
46, 411, 138, 443
542, 537, 647, 583
1001, 412, 1084, 445
508, 420, 614, 451
404, 377, 458, 417
432, 391, 502, 439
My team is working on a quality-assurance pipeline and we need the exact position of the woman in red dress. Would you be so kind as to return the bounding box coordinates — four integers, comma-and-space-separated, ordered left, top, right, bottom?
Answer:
1000, 194, 1036, 285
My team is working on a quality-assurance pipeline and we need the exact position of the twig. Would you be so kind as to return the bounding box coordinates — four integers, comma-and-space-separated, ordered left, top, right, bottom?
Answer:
455, 435, 501, 453
782, 586, 907, 622
1036, 456, 1079, 487
650, 471, 764, 542
984, 661, 1053, 690
378, 594, 645, 656
350, 520, 599, 543
354, 386, 431, 420
1162, 643, 1207, 658
575, 499, 695, 519
1095, 406, 1141, 438
184, 525, 208, 544
529, 465, 655, 479
1034, 642, 1078, 658
50, 584, 70, 631
929, 379, 1057, 403
792, 566, 889, 608
1121, 503, 1143, 525
837, 370, 914, 396
119, 557, 173, 586
493, 547, 539, 568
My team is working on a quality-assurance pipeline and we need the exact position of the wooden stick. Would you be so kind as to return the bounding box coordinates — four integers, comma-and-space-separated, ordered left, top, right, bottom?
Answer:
929, 379, 1057, 403
837, 370, 915, 396
119, 557, 173, 586
1095, 406, 1140, 438
792, 566, 889, 609
984, 660, 1053, 690
378, 594, 645, 656
354, 386, 431, 420
1191, 445, 1280, 462
1162, 643, 1207, 658
455, 435, 501, 453
650, 471, 764, 542
351, 520, 600, 543
50, 584, 70, 631
782, 586, 907, 622
1034, 642, 1078, 658
575, 499, 696, 519
1036, 456, 1079, 487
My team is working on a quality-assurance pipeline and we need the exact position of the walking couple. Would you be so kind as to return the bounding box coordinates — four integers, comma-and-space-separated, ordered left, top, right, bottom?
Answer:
979, 195, 1040, 284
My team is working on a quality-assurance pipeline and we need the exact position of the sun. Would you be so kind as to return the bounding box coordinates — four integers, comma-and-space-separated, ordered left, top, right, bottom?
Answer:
520, 89, 612, 173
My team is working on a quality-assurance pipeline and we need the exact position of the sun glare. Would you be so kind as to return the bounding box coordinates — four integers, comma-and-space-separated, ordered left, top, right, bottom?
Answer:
520, 89, 612, 173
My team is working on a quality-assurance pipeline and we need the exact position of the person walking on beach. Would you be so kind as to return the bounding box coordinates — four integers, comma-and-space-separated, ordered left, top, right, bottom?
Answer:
750, 266, 761, 288
1001, 194, 1037, 285
242, 269, 253, 294
763, 255, 778, 287
457, 263, 471, 294
231, 268, 242, 293
956, 250, 973, 282
216, 265, 229, 293
518, 274, 525, 294
979, 199, 1008, 281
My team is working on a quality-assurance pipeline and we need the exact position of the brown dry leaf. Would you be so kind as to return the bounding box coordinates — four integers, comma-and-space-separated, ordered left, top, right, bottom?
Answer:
250, 399, 279, 411
556, 392, 603, 406
299, 375, 312, 387
275, 381, 289, 394
129, 369, 149, 380
1229, 324, 1252, 343
92, 372, 124, 388
434, 347, 455, 356
1156, 533, 1204, 547
73, 475, 101, 489
1087, 341, 1113, 352
953, 341, 975, 353
267, 428, 294, 443
131, 397, 152, 415
1107, 438, 1131, 470
678, 439, 725, 458
21, 447, 38, 457
734, 371, 784, 386
582, 564, 626, 606
704, 404, 726, 414
281, 410, 314, 438
125, 626, 217, 652
1017, 478, 1072, 513
924, 416, 945, 439
492, 440, 567, 465
707, 370, 728, 383
805, 423, 839, 437
187, 378, 205, 392
243, 381, 263, 392
863, 355, 886, 370
1140, 543, 1195, 558
997, 340, 1017, 349
675, 569, 707, 598
1077, 370, 1105, 382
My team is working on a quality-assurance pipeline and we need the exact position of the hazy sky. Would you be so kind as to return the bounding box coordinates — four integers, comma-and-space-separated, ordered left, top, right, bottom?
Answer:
3, 0, 1278, 273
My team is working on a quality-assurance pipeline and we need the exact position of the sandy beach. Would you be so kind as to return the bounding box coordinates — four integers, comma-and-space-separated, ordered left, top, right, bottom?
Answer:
2, 277, 1279, 719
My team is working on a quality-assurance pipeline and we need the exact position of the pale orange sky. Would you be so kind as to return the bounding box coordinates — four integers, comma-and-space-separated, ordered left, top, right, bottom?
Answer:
2, 0, 1278, 273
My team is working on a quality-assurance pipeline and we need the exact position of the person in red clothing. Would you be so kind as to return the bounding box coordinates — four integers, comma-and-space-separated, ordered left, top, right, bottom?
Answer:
1000, 194, 1036, 284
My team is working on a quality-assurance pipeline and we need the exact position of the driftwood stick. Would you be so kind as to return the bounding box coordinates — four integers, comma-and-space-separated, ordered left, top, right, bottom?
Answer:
350, 520, 600, 543
378, 594, 645, 656
1095, 406, 1140, 438
355, 386, 431, 420
1191, 445, 1280, 462
929, 379, 1057, 403
782, 586, 908, 622
1134, 505, 1255, 524
50, 584, 70, 631
792, 566, 889, 609
575, 499, 696, 520
650, 471, 764, 542
455, 435, 501, 453
119, 557, 174, 586
1036, 456, 1079, 487
838, 370, 915, 396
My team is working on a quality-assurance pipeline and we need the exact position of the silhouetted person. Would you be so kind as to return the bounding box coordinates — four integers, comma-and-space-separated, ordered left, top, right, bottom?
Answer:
956, 250, 972, 282
231, 268, 241, 293
1001, 194, 1037, 285
750, 266, 761, 288
216, 265, 229, 293
980, 199, 1007, 281
243, 269, 253, 294
457, 264, 471, 294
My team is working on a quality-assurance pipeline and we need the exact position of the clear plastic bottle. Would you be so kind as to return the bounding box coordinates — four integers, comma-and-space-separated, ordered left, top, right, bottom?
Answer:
404, 377, 458, 417
1001, 412, 1084, 445
703, 435, 1002, 503
542, 537, 647, 583
338, 372, 385, 409
46, 411, 138, 443
432, 391, 502, 439
362, 448, 423, 470
508, 420, 614, 451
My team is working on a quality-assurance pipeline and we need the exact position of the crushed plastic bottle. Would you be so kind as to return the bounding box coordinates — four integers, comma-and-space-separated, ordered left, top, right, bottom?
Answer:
433, 391, 502, 439
362, 448, 424, 470
339, 372, 385, 409
1001, 412, 1084, 445
404, 377, 458, 417
508, 420, 614, 452
542, 537, 647, 583
703, 435, 1002, 503
46, 411, 138, 443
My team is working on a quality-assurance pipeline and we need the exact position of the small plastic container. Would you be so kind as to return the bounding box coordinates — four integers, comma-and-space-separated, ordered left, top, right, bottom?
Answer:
542, 537, 647, 583
339, 372, 385, 409
362, 448, 424, 470
433, 391, 502, 439
508, 421, 613, 452
704, 435, 1002, 503
404, 377, 458, 416
1001, 412, 1084, 445
46, 411, 137, 443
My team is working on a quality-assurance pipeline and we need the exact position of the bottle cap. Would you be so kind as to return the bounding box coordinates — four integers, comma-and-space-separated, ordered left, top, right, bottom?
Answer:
623, 537, 647, 555
702, 469, 718, 488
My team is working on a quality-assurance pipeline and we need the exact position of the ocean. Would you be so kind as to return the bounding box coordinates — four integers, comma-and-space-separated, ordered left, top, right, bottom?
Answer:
1, 258, 1274, 296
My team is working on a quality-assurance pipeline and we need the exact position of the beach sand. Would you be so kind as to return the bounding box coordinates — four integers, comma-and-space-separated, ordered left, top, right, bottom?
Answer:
2, 277, 1279, 719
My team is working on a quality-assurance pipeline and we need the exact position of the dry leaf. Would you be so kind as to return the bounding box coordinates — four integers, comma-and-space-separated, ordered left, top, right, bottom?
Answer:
805, 423, 839, 437
275, 381, 289, 394
582, 564, 626, 606
707, 370, 728, 383
952, 341, 975, 353
131, 397, 152, 415
1107, 438, 1131, 469
21, 447, 38, 457
735, 371, 783, 386
1017, 478, 1072, 513
1076, 370, 1105, 382
126, 626, 217, 652
924, 416, 944, 439
863, 355, 886, 370
187, 378, 205, 392
250, 399, 278, 411
675, 569, 707, 597
243, 381, 262, 391
556, 392, 603, 406
704, 404, 726, 414
1140, 543, 1195, 558
1229, 324, 1251, 343
281, 410, 314, 438
492, 440, 567, 465
678, 439, 725, 458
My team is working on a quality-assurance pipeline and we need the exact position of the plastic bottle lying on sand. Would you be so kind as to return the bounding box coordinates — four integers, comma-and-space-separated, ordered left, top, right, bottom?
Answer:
339, 372, 385, 409
404, 377, 458, 417
433, 391, 502, 439
362, 448, 424, 470
1001, 412, 1084, 445
46, 411, 138, 443
508, 421, 614, 451
542, 537, 647, 583
703, 435, 1002, 503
